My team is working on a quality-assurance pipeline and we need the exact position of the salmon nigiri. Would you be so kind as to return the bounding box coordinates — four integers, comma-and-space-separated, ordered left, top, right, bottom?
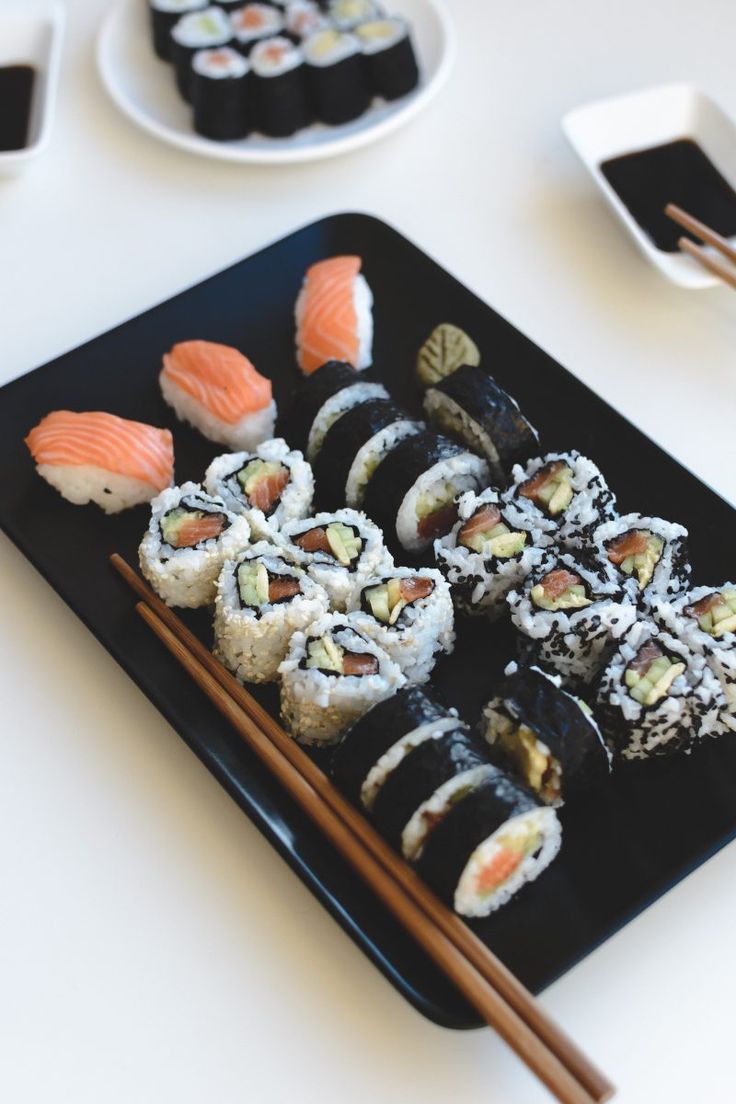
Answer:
160, 340, 276, 450
294, 255, 373, 375
24, 410, 174, 514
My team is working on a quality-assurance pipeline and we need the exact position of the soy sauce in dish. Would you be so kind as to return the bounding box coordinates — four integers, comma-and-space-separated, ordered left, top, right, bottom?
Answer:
600, 138, 736, 252
0, 65, 35, 152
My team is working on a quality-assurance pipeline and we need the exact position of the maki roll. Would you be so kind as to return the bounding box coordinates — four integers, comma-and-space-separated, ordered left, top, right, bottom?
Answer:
214, 543, 329, 682
283, 1, 329, 40
148, 0, 206, 62
294, 256, 373, 375
372, 727, 494, 857
416, 323, 480, 389
596, 620, 724, 760
139, 482, 250, 607
312, 397, 421, 510
416, 769, 561, 918
191, 46, 251, 140
652, 585, 736, 732
170, 7, 232, 101
304, 375, 387, 462
302, 29, 371, 125
363, 430, 489, 555
507, 550, 637, 685
280, 507, 392, 610
328, 0, 382, 30
278, 359, 360, 453
503, 451, 617, 549
229, 3, 284, 55
331, 685, 461, 808
160, 340, 276, 451
249, 36, 311, 136
592, 513, 690, 607
204, 437, 313, 538
423, 367, 538, 486
24, 410, 174, 515
348, 565, 455, 684
355, 18, 419, 101
278, 612, 404, 745
433, 488, 546, 619
480, 663, 611, 806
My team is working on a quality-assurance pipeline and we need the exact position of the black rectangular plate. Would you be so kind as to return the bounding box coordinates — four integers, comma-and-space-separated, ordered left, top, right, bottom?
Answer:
2, 214, 735, 1029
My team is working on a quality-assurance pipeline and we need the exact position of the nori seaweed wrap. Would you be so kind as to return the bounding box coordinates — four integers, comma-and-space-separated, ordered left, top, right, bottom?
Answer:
313, 397, 410, 510
148, 0, 207, 62
278, 360, 358, 454
303, 29, 371, 125
250, 36, 311, 136
355, 17, 419, 101
191, 47, 251, 140
423, 365, 539, 486
170, 7, 232, 101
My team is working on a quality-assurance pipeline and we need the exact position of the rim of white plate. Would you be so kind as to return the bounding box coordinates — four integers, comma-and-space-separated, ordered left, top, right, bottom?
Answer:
96, 0, 456, 165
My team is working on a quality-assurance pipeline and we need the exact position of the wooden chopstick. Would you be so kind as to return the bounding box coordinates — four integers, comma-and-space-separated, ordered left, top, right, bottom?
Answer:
665, 203, 736, 289
111, 553, 615, 1104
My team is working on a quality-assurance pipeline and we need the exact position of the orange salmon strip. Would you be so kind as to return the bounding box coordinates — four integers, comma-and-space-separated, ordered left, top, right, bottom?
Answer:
161, 340, 272, 425
297, 256, 361, 375
175, 514, 226, 548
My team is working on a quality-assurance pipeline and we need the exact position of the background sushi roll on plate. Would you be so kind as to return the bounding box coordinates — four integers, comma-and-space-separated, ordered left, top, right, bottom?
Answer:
294, 256, 373, 375
170, 6, 232, 101
214, 542, 329, 682
191, 46, 251, 139
249, 35, 311, 136
147, 0, 207, 61
278, 611, 405, 745
139, 481, 251, 607
302, 28, 371, 125
592, 512, 691, 609
328, 0, 383, 31
433, 487, 546, 619
229, 3, 285, 56
204, 437, 314, 539
356, 17, 419, 100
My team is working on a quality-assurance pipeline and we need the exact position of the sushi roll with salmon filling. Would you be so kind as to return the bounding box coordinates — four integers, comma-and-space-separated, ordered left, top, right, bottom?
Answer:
434, 488, 546, 619
294, 256, 374, 376
139, 482, 250, 607
507, 550, 637, 685
278, 612, 405, 745
372, 727, 495, 858
160, 340, 276, 450
191, 47, 251, 140
148, 0, 207, 62
313, 398, 422, 510
204, 437, 313, 539
328, 0, 382, 30
171, 7, 232, 101
284, 1, 329, 40
24, 411, 174, 514
596, 620, 724, 760
481, 663, 611, 807
363, 430, 490, 555
331, 685, 462, 809
214, 543, 329, 683
303, 29, 371, 125
348, 566, 455, 685
503, 451, 617, 549
416, 768, 561, 918
280, 507, 392, 610
652, 585, 736, 733
229, 3, 284, 55
593, 513, 690, 608
250, 36, 311, 136
355, 18, 419, 101
424, 367, 538, 487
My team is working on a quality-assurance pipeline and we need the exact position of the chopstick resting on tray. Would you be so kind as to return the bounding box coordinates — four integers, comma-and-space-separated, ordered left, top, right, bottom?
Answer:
665, 202, 736, 289
110, 552, 615, 1104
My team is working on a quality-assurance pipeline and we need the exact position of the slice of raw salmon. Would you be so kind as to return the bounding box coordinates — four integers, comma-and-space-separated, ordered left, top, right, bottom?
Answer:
296, 256, 361, 375
606, 529, 650, 564
161, 340, 272, 425
175, 513, 226, 548
268, 577, 301, 602
540, 568, 581, 599
458, 504, 502, 545
248, 467, 289, 512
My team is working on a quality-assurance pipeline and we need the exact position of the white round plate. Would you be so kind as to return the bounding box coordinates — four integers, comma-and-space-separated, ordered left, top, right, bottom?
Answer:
97, 0, 454, 165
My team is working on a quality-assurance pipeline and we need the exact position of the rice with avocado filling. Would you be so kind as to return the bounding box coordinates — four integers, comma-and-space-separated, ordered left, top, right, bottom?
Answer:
214, 542, 329, 683
433, 488, 547, 619
278, 612, 405, 746
507, 550, 637, 685
347, 565, 455, 684
139, 481, 250, 607
596, 619, 724, 760
204, 437, 313, 540
592, 512, 690, 608
503, 451, 617, 549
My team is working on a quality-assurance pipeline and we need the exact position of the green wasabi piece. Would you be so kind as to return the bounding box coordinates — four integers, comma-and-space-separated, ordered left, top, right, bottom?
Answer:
416, 323, 481, 388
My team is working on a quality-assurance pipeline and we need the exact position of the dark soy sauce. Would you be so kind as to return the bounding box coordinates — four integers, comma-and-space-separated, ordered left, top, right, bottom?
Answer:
601, 138, 736, 252
0, 65, 35, 152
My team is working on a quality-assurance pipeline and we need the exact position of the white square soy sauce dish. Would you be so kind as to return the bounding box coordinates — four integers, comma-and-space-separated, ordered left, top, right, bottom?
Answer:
562, 83, 736, 289
0, 0, 64, 174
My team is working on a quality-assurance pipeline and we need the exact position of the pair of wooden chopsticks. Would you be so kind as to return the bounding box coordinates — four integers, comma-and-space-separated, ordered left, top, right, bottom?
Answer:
110, 553, 614, 1104
666, 203, 736, 288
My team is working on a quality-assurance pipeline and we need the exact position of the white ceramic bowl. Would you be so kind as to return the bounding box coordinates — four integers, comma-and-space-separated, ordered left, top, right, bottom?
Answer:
563, 83, 736, 289
0, 0, 64, 174
97, 0, 455, 165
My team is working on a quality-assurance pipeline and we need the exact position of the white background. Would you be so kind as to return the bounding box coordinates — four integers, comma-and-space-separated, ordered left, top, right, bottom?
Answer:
3, 2, 736, 1102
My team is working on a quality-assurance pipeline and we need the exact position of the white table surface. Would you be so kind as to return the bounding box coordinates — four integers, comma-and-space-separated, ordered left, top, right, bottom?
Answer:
3, 2, 735, 1101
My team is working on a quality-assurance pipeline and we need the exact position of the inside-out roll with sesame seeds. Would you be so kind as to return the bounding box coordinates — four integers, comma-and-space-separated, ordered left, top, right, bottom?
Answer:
214, 542, 329, 683
139, 482, 250, 607
506, 550, 637, 685
433, 487, 547, 619
592, 513, 690, 608
204, 437, 313, 539
503, 451, 617, 549
596, 620, 725, 760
